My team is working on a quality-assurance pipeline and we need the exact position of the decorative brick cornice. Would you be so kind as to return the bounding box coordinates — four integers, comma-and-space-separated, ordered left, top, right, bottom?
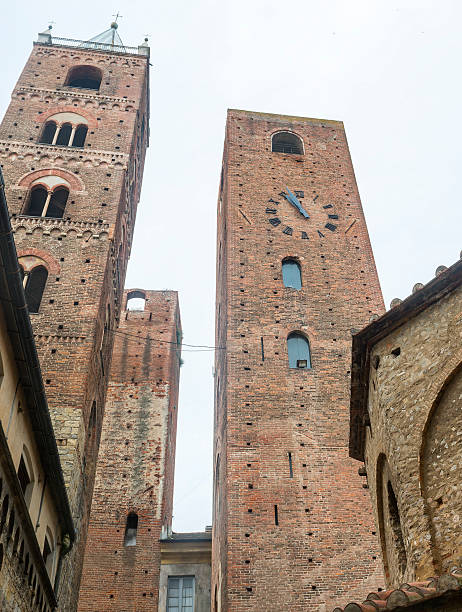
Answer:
0, 140, 128, 169
12, 216, 111, 240
15, 86, 136, 108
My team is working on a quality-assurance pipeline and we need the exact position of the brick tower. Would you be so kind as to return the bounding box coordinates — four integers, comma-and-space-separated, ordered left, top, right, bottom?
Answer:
78, 289, 181, 611
213, 109, 385, 611
0, 27, 149, 609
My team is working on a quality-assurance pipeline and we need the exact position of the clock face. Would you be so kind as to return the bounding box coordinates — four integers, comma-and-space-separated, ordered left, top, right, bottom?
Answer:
265, 187, 339, 239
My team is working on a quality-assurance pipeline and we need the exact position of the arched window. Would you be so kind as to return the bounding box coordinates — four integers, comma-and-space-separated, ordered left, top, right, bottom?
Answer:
126, 290, 146, 311
55, 123, 72, 146
387, 481, 407, 576
46, 187, 68, 218
65, 65, 102, 90
24, 185, 69, 218
88, 402, 97, 438
287, 332, 311, 369
7, 509, 15, 542
43, 528, 55, 579
282, 258, 302, 289
39, 121, 57, 145
24, 266, 48, 313
123, 513, 138, 546
26, 186, 48, 217
72, 124, 88, 148
272, 131, 304, 154
0, 495, 9, 534
18, 446, 35, 507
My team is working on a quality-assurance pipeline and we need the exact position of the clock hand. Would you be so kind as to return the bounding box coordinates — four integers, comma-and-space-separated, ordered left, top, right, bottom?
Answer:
284, 187, 310, 218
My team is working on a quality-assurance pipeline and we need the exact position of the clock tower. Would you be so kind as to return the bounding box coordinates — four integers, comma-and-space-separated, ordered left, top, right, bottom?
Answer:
213, 109, 385, 611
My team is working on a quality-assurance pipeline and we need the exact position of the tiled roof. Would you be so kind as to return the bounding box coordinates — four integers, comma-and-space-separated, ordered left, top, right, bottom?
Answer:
332, 568, 462, 611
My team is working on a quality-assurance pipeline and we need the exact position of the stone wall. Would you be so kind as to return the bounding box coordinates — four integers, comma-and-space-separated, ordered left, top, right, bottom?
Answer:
363, 279, 462, 586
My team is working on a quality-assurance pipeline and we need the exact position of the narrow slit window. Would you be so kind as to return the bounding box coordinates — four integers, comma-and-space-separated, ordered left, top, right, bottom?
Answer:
260, 337, 265, 361
123, 513, 138, 546
274, 504, 279, 526
288, 452, 293, 478
282, 258, 302, 290
287, 332, 312, 369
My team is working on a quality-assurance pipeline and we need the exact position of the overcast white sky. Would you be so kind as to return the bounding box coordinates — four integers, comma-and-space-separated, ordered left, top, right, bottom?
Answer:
1, 1, 461, 533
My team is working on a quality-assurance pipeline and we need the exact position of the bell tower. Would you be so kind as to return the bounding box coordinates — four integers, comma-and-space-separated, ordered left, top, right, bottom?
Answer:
213, 109, 385, 611
0, 25, 149, 610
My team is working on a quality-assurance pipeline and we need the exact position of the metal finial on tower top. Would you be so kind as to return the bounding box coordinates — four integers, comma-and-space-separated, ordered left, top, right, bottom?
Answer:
85, 17, 126, 50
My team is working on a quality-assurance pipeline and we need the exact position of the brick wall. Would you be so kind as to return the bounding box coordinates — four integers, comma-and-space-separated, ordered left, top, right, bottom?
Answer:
78, 289, 181, 611
0, 41, 149, 610
213, 109, 385, 611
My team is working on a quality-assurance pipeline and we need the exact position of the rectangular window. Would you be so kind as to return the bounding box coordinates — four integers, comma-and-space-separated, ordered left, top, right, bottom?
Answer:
167, 576, 195, 612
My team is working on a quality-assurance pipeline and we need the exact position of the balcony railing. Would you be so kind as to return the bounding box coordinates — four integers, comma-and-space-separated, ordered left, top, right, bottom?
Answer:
36, 33, 149, 57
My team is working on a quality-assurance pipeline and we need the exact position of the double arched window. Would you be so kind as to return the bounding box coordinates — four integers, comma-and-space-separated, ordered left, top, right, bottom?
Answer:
19, 259, 48, 314
65, 65, 102, 90
287, 332, 311, 369
39, 112, 88, 147
282, 258, 302, 290
272, 131, 304, 155
24, 185, 69, 218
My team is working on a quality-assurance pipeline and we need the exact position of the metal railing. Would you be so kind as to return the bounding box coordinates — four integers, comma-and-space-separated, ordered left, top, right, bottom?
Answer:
36, 33, 149, 56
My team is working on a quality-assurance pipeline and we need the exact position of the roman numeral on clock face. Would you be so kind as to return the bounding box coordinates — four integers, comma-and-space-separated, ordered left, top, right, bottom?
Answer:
269, 217, 281, 226
325, 223, 337, 232
266, 208, 277, 214
283, 226, 293, 235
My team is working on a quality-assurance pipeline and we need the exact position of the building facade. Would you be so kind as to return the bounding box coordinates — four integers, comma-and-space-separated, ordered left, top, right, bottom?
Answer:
78, 289, 181, 611
349, 258, 462, 590
213, 109, 385, 611
0, 170, 74, 611
159, 529, 212, 612
0, 29, 150, 610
